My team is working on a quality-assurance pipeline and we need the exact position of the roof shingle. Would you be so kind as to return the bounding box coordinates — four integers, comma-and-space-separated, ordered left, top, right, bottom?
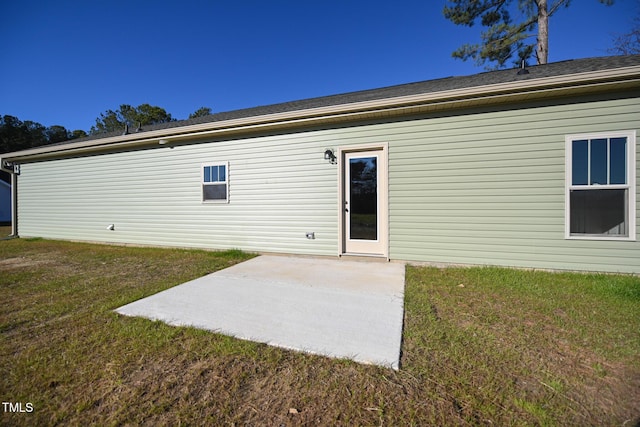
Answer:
69, 54, 640, 144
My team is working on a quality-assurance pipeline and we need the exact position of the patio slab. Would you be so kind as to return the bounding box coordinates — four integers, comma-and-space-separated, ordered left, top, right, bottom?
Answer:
115, 255, 405, 369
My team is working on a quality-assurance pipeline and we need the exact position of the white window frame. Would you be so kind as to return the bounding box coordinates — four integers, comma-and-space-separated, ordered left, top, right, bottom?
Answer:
565, 130, 636, 241
201, 161, 229, 204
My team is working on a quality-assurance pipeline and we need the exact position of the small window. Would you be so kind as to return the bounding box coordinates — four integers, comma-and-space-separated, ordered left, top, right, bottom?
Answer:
565, 131, 636, 240
202, 162, 228, 203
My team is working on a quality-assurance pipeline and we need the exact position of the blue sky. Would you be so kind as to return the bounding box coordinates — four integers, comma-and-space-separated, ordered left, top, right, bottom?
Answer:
1, 0, 638, 132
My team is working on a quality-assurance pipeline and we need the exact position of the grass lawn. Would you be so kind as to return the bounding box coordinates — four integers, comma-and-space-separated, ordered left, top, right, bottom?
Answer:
1, 239, 639, 426
0, 225, 11, 238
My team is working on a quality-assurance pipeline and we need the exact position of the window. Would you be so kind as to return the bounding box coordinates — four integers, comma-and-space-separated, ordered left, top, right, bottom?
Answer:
565, 131, 636, 240
202, 162, 228, 203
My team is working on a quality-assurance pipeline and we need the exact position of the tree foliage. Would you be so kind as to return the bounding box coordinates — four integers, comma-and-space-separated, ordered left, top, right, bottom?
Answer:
189, 107, 213, 119
46, 125, 72, 144
70, 129, 89, 140
1, 102, 212, 156
610, 9, 640, 55
90, 104, 175, 135
0, 115, 85, 154
444, 0, 614, 69
2, 102, 216, 158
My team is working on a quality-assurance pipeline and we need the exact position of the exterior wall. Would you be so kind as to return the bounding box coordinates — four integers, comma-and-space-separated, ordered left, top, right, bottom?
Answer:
17, 93, 640, 273
388, 95, 640, 273
18, 133, 341, 255
0, 181, 10, 222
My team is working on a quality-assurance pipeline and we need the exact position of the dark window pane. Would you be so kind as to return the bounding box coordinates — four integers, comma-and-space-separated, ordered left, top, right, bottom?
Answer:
203, 184, 227, 201
570, 189, 627, 236
572, 140, 588, 185
590, 138, 607, 185
349, 157, 377, 240
610, 137, 627, 185
204, 166, 211, 183
219, 165, 226, 182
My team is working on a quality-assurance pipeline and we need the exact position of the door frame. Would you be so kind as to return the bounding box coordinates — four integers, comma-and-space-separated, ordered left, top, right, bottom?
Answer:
337, 143, 389, 259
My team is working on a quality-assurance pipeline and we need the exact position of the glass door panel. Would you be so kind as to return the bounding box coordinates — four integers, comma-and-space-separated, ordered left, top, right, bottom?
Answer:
349, 156, 378, 240
343, 149, 386, 256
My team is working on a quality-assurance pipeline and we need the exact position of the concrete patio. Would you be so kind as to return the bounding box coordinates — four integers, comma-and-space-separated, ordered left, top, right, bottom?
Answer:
116, 255, 405, 369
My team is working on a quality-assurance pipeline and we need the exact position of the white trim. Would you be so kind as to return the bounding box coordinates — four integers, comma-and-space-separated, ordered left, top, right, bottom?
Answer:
338, 143, 389, 259
201, 161, 229, 204
565, 130, 636, 241
11, 172, 17, 236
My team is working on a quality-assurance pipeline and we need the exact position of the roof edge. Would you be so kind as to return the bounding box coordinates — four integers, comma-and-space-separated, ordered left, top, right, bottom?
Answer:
3, 64, 640, 162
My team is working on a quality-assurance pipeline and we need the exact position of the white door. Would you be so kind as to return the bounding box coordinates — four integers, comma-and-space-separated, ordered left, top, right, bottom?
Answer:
342, 149, 387, 256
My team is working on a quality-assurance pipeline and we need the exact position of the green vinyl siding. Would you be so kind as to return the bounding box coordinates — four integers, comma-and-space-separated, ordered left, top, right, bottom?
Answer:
388, 95, 639, 273
17, 134, 340, 255
16, 94, 640, 273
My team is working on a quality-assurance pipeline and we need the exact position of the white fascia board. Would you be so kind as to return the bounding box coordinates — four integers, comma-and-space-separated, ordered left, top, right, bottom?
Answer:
4, 65, 640, 162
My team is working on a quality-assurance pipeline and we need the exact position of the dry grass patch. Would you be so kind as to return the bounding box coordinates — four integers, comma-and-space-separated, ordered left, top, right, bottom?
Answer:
0, 225, 11, 238
1, 239, 639, 425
